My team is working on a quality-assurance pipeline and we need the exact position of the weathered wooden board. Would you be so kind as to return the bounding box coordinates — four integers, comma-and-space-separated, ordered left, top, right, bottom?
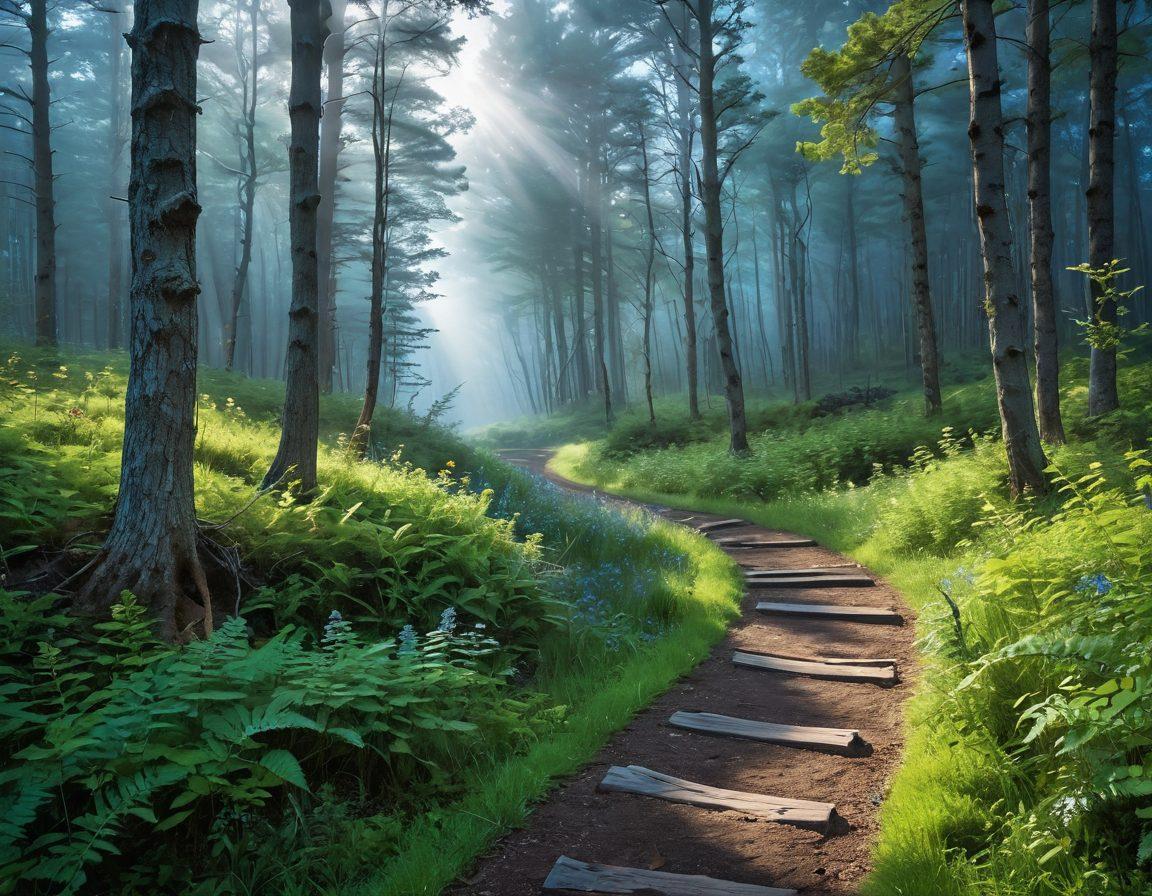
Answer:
731, 651, 898, 686
754, 601, 903, 624
598, 765, 834, 828
746, 574, 876, 589
695, 518, 746, 534
744, 566, 860, 578
669, 711, 867, 754
714, 537, 817, 549
543, 856, 798, 896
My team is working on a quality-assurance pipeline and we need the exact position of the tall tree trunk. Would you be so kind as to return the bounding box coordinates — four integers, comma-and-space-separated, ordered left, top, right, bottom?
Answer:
571, 208, 591, 397
105, 8, 127, 350
548, 262, 570, 403
316, 0, 346, 394
674, 8, 700, 420
225, 0, 259, 372
78, 0, 211, 639
351, 17, 396, 457
640, 123, 657, 423
697, 0, 748, 454
844, 177, 861, 368
962, 0, 1049, 495
587, 154, 613, 426
29, 0, 56, 347
1086, 0, 1119, 416
1027, 0, 1065, 442
892, 54, 942, 415
264, 0, 328, 492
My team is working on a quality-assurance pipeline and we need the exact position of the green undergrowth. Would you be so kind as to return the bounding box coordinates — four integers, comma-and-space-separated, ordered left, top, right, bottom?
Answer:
0, 345, 742, 895
550, 355, 1152, 896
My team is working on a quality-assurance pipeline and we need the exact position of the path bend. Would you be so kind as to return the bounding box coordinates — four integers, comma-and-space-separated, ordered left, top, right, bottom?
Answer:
452, 449, 916, 895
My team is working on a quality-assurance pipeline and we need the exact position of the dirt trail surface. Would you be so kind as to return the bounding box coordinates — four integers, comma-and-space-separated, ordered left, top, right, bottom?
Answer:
450, 450, 916, 895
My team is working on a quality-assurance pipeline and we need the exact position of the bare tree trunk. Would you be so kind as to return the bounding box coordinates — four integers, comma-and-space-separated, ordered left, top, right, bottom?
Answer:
264, 0, 328, 492
892, 54, 942, 415
844, 177, 861, 368
571, 207, 591, 398
105, 7, 127, 350
78, 0, 211, 640
674, 7, 700, 420
697, 0, 748, 454
317, 0, 346, 394
587, 153, 613, 427
640, 123, 657, 423
1086, 0, 1118, 416
1027, 0, 1064, 442
29, 0, 56, 346
548, 262, 570, 403
225, 0, 259, 372
962, 0, 1049, 495
351, 15, 397, 457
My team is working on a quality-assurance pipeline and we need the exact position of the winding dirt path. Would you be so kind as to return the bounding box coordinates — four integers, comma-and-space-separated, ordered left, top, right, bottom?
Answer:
452, 450, 916, 895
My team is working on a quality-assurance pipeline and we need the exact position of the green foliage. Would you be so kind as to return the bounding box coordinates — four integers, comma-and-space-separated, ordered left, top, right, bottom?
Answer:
1069, 260, 1148, 353
0, 344, 738, 894
793, 0, 949, 172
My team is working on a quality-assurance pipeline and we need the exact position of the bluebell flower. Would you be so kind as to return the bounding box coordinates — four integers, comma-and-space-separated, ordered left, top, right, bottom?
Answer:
438, 606, 458, 633
1076, 573, 1113, 596
398, 624, 417, 655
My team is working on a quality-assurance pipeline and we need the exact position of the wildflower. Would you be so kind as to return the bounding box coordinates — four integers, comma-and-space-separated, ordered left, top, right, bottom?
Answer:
446, 460, 456, 469
398, 624, 417, 655
322, 609, 355, 651
438, 606, 457, 633
1075, 573, 1113, 596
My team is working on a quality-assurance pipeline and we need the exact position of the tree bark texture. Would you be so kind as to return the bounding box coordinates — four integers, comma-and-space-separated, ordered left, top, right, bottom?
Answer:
78, 0, 211, 640
892, 54, 942, 416
317, 0, 346, 393
697, 0, 748, 454
1026, 0, 1065, 441
30, 0, 56, 346
105, 7, 128, 350
962, 0, 1049, 495
264, 0, 329, 492
1086, 0, 1118, 416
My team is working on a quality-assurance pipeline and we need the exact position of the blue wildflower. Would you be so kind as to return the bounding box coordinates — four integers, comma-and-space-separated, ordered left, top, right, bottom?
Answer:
398, 624, 417, 655
1076, 573, 1113, 596
438, 606, 458, 633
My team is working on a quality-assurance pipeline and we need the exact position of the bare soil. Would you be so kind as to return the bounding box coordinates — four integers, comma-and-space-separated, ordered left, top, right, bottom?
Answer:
451, 450, 916, 895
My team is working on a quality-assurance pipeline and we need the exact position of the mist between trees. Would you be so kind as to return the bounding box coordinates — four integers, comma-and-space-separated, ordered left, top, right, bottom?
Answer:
1, 0, 1150, 466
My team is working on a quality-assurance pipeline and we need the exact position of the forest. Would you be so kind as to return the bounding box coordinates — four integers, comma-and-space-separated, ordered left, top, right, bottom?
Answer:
1, 0, 1152, 893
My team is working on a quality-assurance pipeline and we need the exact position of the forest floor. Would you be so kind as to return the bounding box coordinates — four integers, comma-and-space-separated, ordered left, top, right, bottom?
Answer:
454, 450, 916, 895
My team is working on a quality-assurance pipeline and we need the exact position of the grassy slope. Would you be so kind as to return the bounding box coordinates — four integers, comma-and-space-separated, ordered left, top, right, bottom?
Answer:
0, 345, 743, 895
547, 355, 1152, 896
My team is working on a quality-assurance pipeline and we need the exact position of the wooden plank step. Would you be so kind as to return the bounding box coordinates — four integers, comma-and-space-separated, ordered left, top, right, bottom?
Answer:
755, 601, 903, 624
694, 518, 746, 534
747, 574, 875, 588
714, 537, 816, 549
543, 856, 797, 895
732, 650, 898, 686
598, 765, 834, 828
744, 566, 860, 578
668, 711, 868, 755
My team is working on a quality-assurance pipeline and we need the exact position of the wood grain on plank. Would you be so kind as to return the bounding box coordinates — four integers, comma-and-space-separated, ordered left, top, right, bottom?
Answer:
543, 856, 798, 895
731, 650, 898, 686
597, 765, 834, 828
668, 711, 868, 754
754, 601, 903, 624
